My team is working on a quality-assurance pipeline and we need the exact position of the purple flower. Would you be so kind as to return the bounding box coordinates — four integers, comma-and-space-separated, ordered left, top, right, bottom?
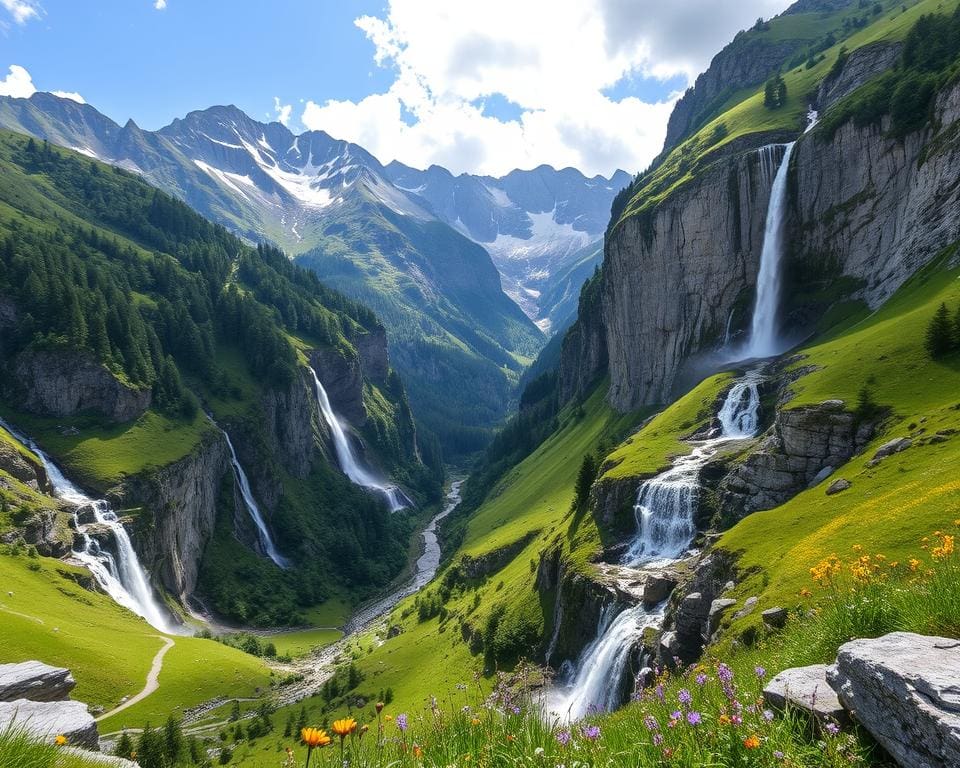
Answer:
677, 688, 692, 706
755, 666, 767, 679
652, 733, 663, 746
825, 722, 840, 736
643, 715, 659, 732
555, 729, 571, 747
511, 705, 521, 715
655, 684, 665, 702
774, 751, 785, 760
396, 713, 408, 732
763, 709, 775, 722
581, 724, 601, 742
671, 711, 682, 720
717, 663, 734, 684
731, 714, 742, 726
695, 673, 708, 687
686, 711, 702, 726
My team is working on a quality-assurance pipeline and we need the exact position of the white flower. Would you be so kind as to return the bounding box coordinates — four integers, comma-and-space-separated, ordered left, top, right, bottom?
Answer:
534, 747, 544, 756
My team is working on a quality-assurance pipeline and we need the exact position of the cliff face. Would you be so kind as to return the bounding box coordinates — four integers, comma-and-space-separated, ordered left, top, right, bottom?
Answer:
557, 274, 607, 404
11, 350, 151, 423
116, 430, 230, 601
793, 82, 960, 310
601, 140, 780, 410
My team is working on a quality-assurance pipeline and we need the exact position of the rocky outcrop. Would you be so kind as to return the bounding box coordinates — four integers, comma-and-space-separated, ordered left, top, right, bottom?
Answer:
352, 326, 390, 384
718, 400, 874, 520
816, 42, 902, 112
589, 474, 638, 534
259, 366, 321, 481
827, 633, 960, 768
0, 662, 75, 703
23, 508, 73, 558
795, 81, 960, 310
0, 699, 99, 748
309, 347, 367, 427
11, 350, 151, 423
116, 430, 230, 600
602, 139, 782, 410
763, 664, 847, 724
558, 274, 606, 404
0, 438, 47, 490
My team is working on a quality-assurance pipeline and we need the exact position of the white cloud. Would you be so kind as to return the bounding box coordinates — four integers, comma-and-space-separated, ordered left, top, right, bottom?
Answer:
300, 0, 791, 176
51, 89, 85, 103
0, 0, 41, 25
154, 0, 167, 9
0, 64, 35, 98
273, 96, 292, 126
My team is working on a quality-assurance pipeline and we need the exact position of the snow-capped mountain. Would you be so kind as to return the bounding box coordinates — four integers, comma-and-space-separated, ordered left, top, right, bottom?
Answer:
385, 163, 631, 331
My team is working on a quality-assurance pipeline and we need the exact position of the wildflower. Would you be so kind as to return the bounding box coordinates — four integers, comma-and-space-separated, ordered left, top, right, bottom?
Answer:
754, 666, 766, 679
909, 558, 922, 571
376, 701, 385, 713
799, 588, 812, 598
933, 534, 955, 559
671, 710, 682, 720
743, 734, 760, 749
686, 711, 702, 726
385, 714, 393, 722
507, 734, 516, 743
825, 722, 841, 736
653, 733, 663, 746
655, 684, 665, 701
54, 735, 67, 746
301, 728, 331, 748
718, 714, 731, 726
774, 751, 785, 760
413, 745, 423, 758
471, 718, 481, 726
717, 663, 734, 684
555, 729, 571, 747
396, 714, 408, 732
731, 714, 743, 726
678, 688, 692, 706
359, 724, 369, 739
332, 718, 357, 739
581, 724, 601, 741
695, 672, 708, 686
534, 747, 545, 757
642, 715, 659, 732
763, 709, 775, 722
852, 544, 862, 552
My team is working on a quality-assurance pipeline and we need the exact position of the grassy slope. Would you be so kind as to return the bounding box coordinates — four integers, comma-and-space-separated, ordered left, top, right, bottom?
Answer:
0, 552, 269, 729
720, 247, 960, 636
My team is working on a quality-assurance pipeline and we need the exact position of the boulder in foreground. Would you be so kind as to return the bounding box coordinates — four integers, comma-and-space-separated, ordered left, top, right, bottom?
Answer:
827, 632, 960, 768
0, 699, 99, 749
0, 661, 75, 702
762, 663, 847, 724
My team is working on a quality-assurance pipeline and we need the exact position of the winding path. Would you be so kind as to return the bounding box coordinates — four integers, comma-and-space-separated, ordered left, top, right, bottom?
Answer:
96, 636, 174, 722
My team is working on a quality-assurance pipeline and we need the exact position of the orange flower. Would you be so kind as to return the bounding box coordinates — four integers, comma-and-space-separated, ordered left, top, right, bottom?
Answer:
507, 734, 516, 742
471, 717, 481, 726
718, 714, 731, 726
385, 714, 394, 722
332, 718, 358, 739
54, 735, 67, 747
743, 734, 761, 749
301, 728, 331, 749
413, 745, 424, 758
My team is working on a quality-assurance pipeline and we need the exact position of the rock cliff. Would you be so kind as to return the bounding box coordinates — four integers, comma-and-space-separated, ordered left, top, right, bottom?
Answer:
11, 350, 151, 423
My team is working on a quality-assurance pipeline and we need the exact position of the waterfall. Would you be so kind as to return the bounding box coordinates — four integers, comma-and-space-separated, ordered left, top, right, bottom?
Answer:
622, 371, 760, 566
548, 603, 665, 721
215, 424, 290, 569
551, 371, 762, 718
745, 142, 795, 359
309, 367, 411, 512
0, 419, 178, 634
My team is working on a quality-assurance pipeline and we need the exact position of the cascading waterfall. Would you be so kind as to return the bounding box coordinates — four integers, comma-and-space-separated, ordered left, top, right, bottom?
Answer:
550, 371, 762, 718
623, 371, 760, 566
745, 141, 796, 359
309, 367, 411, 512
215, 424, 290, 569
0, 419, 178, 634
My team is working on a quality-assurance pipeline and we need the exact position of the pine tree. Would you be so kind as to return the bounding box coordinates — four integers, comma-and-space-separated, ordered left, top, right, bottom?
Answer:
925, 302, 954, 358
229, 699, 241, 722
135, 724, 166, 768
163, 714, 186, 764
296, 705, 308, 732
573, 453, 598, 511
283, 712, 294, 737
113, 732, 134, 760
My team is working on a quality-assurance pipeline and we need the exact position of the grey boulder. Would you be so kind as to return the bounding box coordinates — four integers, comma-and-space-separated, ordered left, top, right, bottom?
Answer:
0, 699, 99, 749
827, 632, 960, 768
0, 661, 75, 702
763, 664, 847, 724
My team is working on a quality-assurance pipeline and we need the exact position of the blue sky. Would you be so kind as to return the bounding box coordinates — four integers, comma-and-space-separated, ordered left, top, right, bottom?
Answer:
1, 0, 791, 175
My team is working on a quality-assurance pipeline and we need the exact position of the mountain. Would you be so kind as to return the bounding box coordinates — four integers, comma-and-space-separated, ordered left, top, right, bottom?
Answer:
0, 130, 441, 627
0, 96, 545, 455
383, 162, 630, 331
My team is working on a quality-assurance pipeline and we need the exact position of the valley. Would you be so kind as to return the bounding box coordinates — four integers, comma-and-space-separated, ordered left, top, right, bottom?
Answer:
1, 0, 959, 766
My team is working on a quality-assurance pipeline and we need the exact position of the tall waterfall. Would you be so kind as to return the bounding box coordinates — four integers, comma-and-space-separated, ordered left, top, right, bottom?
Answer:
309, 368, 411, 512
746, 142, 796, 359
0, 419, 178, 634
215, 424, 290, 569
551, 371, 762, 718
623, 371, 760, 566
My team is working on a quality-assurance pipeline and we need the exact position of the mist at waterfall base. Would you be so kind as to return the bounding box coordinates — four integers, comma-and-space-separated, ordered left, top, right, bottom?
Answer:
546, 373, 761, 721
0, 418, 180, 634
216, 424, 290, 569
309, 368, 412, 512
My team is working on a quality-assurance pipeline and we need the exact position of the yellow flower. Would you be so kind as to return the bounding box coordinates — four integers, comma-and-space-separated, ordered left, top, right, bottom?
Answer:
799, 588, 812, 598
909, 558, 922, 572
54, 735, 67, 747
953, 519, 960, 527
471, 718, 481, 726
718, 714, 731, 725
743, 734, 761, 749
331, 718, 358, 738
932, 534, 955, 560
413, 745, 424, 758
301, 727, 331, 748
852, 544, 862, 553
385, 714, 394, 722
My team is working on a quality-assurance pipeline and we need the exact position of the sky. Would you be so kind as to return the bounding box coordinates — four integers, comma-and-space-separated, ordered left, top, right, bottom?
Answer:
0, 0, 792, 177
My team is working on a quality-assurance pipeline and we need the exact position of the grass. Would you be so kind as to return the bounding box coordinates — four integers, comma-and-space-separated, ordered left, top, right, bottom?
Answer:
0, 725, 127, 768
0, 406, 211, 494
266, 628, 342, 658
0, 550, 270, 733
